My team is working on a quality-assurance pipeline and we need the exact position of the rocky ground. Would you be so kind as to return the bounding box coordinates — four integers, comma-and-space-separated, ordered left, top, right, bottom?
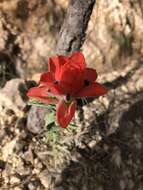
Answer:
0, 60, 143, 190
0, 0, 143, 190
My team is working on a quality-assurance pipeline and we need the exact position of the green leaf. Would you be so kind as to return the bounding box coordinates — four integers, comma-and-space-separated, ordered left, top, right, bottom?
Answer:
28, 99, 56, 111
45, 125, 60, 144
65, 123, 77, 133
44, 112, 55, 127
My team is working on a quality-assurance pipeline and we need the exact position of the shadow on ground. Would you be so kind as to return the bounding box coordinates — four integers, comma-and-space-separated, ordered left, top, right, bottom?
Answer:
55, 92, 143, 190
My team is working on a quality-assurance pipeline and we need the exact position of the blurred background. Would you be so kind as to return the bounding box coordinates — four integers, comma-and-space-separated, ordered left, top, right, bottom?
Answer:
1, 0, 143, 84
0, 0, 143, 190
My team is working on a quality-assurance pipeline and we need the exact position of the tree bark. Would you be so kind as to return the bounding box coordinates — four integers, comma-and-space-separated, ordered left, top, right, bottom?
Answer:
56, 0, 95, 55
27, 0, 96, 133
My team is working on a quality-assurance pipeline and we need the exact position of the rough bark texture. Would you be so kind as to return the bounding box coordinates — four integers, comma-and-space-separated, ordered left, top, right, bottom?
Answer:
27, 0, 96, 133
56, 0, 96, 55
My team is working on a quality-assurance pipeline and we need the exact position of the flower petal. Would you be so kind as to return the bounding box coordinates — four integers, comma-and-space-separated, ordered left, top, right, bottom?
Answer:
59, 65, 83, 94
27, 86, 58, 104
56, 100, 76, 128
50, 83, 65, 95
27, 82, 65, 99
83, 68, 97, 82
69, 52, 86, 69
27, 86, 49, 98
76, 82, 108, 98
48, 55, 68, 74
40, 72, 54, 85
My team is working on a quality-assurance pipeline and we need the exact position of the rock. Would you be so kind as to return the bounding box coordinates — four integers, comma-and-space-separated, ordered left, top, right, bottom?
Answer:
27, 106, 46, 134
2, 139, 17, 160
10, 175, 20, 184
39, 170, 51, 188
0, 78, 26, 110
54, 186, 65, 190
88, 140, 97, 148
13, 187, 22, 190
23, 147, 34, 164
28, 182, 37, 190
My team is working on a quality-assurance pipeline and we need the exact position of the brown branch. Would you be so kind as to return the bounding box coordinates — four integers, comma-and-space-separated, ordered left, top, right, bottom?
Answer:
27, 0, 96, 132
56, 0, 96, 55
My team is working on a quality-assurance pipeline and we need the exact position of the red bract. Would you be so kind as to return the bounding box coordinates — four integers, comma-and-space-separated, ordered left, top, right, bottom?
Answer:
27, 52, 107, 128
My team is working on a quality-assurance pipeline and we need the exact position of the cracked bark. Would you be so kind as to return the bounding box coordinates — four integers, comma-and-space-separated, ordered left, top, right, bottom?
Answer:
56, 0, 96, 55
27, 0, 96, 133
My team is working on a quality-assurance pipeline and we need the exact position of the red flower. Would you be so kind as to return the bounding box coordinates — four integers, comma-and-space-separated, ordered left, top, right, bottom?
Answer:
27, 52, 107, 128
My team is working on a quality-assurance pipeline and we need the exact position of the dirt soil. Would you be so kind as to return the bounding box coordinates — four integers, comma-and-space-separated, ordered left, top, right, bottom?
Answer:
0, 0, 143, 190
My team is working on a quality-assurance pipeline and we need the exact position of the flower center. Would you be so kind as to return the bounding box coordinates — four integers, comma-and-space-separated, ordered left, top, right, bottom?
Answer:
54, 80, 59, 84
84, 80, 90, 86
66, 93, 71, 102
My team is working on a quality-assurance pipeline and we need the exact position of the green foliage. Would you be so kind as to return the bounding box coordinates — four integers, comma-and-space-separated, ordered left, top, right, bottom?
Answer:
45, 125, 60, 144
28, 99, 56, 111
44, 112, 77, 145
28, 99, 77, 146
44, 111, 55, 126
42, 109, 60, 146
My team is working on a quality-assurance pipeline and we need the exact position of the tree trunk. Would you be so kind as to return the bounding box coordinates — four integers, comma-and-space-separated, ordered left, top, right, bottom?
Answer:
56, 0, 95, 55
